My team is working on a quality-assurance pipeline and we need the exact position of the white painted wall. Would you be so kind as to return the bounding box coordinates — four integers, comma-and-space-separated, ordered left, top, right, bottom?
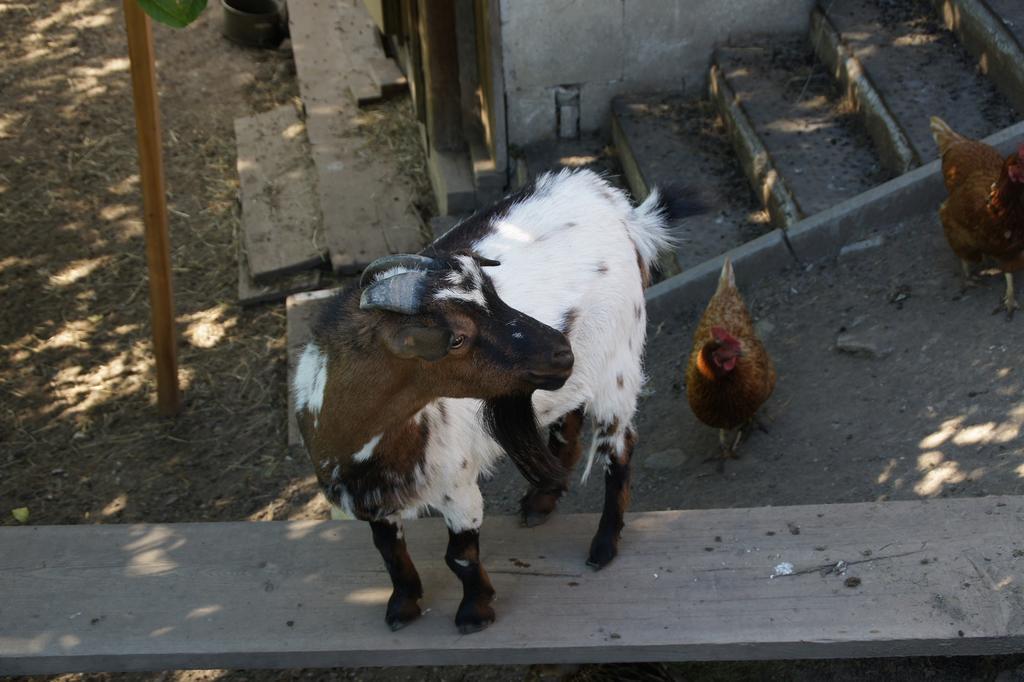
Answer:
498, 0, 818, 145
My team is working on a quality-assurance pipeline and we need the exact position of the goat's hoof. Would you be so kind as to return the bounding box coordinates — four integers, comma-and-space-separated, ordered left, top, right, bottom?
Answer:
455, 600, 495, 634
521, 508, 552, 528
519, 490, 559, 528
586, 535, 618, 570
385, 593, 422, 631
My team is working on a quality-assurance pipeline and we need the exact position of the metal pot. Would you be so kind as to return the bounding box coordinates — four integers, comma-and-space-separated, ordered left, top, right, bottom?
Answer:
221, 0, 285, 49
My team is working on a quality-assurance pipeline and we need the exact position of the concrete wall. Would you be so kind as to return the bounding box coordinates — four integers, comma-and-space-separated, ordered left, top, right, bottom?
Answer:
499, 0, 817, 146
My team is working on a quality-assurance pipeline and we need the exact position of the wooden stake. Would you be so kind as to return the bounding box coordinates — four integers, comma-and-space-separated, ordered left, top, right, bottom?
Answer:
122, 0, 182, 416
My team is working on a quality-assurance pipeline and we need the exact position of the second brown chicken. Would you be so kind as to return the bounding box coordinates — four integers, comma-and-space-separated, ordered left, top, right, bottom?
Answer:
686, 258, 776, 466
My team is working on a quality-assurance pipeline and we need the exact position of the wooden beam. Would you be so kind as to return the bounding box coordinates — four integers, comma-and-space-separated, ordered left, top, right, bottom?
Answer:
363, 0, 402, 36
2, 497, 1022, 675
416, 0, 462, 151
473, 0, 507, 175
122, 0, 181, 416
400, 0, 427, 124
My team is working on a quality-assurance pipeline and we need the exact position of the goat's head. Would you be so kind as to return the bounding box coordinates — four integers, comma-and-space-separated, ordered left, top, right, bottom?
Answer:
358, 253, 574, 398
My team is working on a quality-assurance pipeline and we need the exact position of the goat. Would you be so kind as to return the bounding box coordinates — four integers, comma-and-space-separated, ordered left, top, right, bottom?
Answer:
293, 168, 695, 633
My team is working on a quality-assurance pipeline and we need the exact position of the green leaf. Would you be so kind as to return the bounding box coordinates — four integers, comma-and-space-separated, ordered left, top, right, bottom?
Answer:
136, 0, 208, 28
11, 507, 29, 524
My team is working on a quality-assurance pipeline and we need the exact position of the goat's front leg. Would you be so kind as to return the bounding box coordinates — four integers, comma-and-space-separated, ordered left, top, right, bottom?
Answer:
369, 518, 423, 631
440, 484, 495, 633
587, 423, 636, 569
521, 407, 585, 527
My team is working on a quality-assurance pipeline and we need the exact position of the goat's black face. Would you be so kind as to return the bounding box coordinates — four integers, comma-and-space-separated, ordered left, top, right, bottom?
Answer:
363, 254, 574, 399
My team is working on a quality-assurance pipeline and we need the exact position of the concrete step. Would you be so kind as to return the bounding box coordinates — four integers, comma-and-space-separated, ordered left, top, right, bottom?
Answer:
933, 0, 1024, 114
612, 95, 767, 275
714, 40, 886, 226
986, 0, 1024, 47
517, 136, 619, 182
821, 0, 1018, 165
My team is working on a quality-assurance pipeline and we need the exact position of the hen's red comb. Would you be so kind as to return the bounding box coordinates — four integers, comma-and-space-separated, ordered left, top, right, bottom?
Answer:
711, 326, 740, 347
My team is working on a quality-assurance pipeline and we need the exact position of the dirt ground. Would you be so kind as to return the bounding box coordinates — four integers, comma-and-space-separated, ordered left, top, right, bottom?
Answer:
479, 211, 1024, 515
2, 1, 1023, 681
0, 0, 319, 531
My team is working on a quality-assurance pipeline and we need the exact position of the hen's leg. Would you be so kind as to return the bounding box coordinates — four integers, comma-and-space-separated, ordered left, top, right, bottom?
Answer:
718, 428, 741, 459
369, 518, 423, 631
439, 484, 495, 633
730, 428, 744, 453
960, 259, 980, 291
702, 428, 741, 472
992, 272, 1018, 319
587, 421, 636, 569
520, 407, 585, 527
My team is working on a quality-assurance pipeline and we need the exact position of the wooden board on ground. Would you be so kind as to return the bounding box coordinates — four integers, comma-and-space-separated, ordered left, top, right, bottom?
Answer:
234, 104, 325, 281
286, 288, 341, 446
311, 143, 426, 274
237, 244, 322, 307
289, 0, 425, 273
368, 55, 409, 102
2, 497, 1022, 675
291, 0, 378, 135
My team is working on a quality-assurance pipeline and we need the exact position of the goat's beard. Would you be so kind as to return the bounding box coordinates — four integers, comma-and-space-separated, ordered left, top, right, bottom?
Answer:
483, 394, 567, 492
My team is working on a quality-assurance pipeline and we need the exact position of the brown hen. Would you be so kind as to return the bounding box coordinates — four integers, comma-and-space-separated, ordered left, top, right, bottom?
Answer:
686, 258, 776, 465
931, 116, 1024, 318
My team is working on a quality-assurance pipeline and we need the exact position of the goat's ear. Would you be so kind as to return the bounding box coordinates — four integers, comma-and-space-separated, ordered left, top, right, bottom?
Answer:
452, 250, 500, 268
382, 325, 452, 361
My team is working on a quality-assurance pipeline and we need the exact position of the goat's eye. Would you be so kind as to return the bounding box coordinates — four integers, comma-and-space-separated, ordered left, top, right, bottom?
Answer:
450, 334, 466, 349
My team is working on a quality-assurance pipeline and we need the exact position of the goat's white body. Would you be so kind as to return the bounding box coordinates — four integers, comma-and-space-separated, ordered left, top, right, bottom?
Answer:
391, 170, 671, 531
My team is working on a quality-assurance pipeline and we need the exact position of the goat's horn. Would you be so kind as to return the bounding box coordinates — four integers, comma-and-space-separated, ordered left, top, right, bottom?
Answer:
359, 254, 442, 287
359, 270, 430, 315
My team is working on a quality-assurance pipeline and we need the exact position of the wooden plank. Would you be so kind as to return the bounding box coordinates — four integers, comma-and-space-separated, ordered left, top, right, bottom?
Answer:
2, 497, 1022, 675
368, 55, 408, 98
289, 0, 374, 147
290, 0, 426, 273
352, 56, 409, 106
311, 143, 426, 274
286, 288, 341, 446
331, 1, 392, 106
234, 105, 325, 281
237, 246, 322, 307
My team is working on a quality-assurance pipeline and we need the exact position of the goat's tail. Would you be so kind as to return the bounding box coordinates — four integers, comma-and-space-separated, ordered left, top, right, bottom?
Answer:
629, 186, 705, 269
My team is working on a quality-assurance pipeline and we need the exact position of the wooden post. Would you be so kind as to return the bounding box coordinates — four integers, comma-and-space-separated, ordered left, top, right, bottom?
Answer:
123, 0, 182, 416
417, 0, 463, 152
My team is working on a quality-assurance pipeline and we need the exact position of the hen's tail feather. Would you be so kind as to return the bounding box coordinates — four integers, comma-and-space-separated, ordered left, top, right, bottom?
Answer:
930, 116, 963, 155
716, 256, 736, 295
